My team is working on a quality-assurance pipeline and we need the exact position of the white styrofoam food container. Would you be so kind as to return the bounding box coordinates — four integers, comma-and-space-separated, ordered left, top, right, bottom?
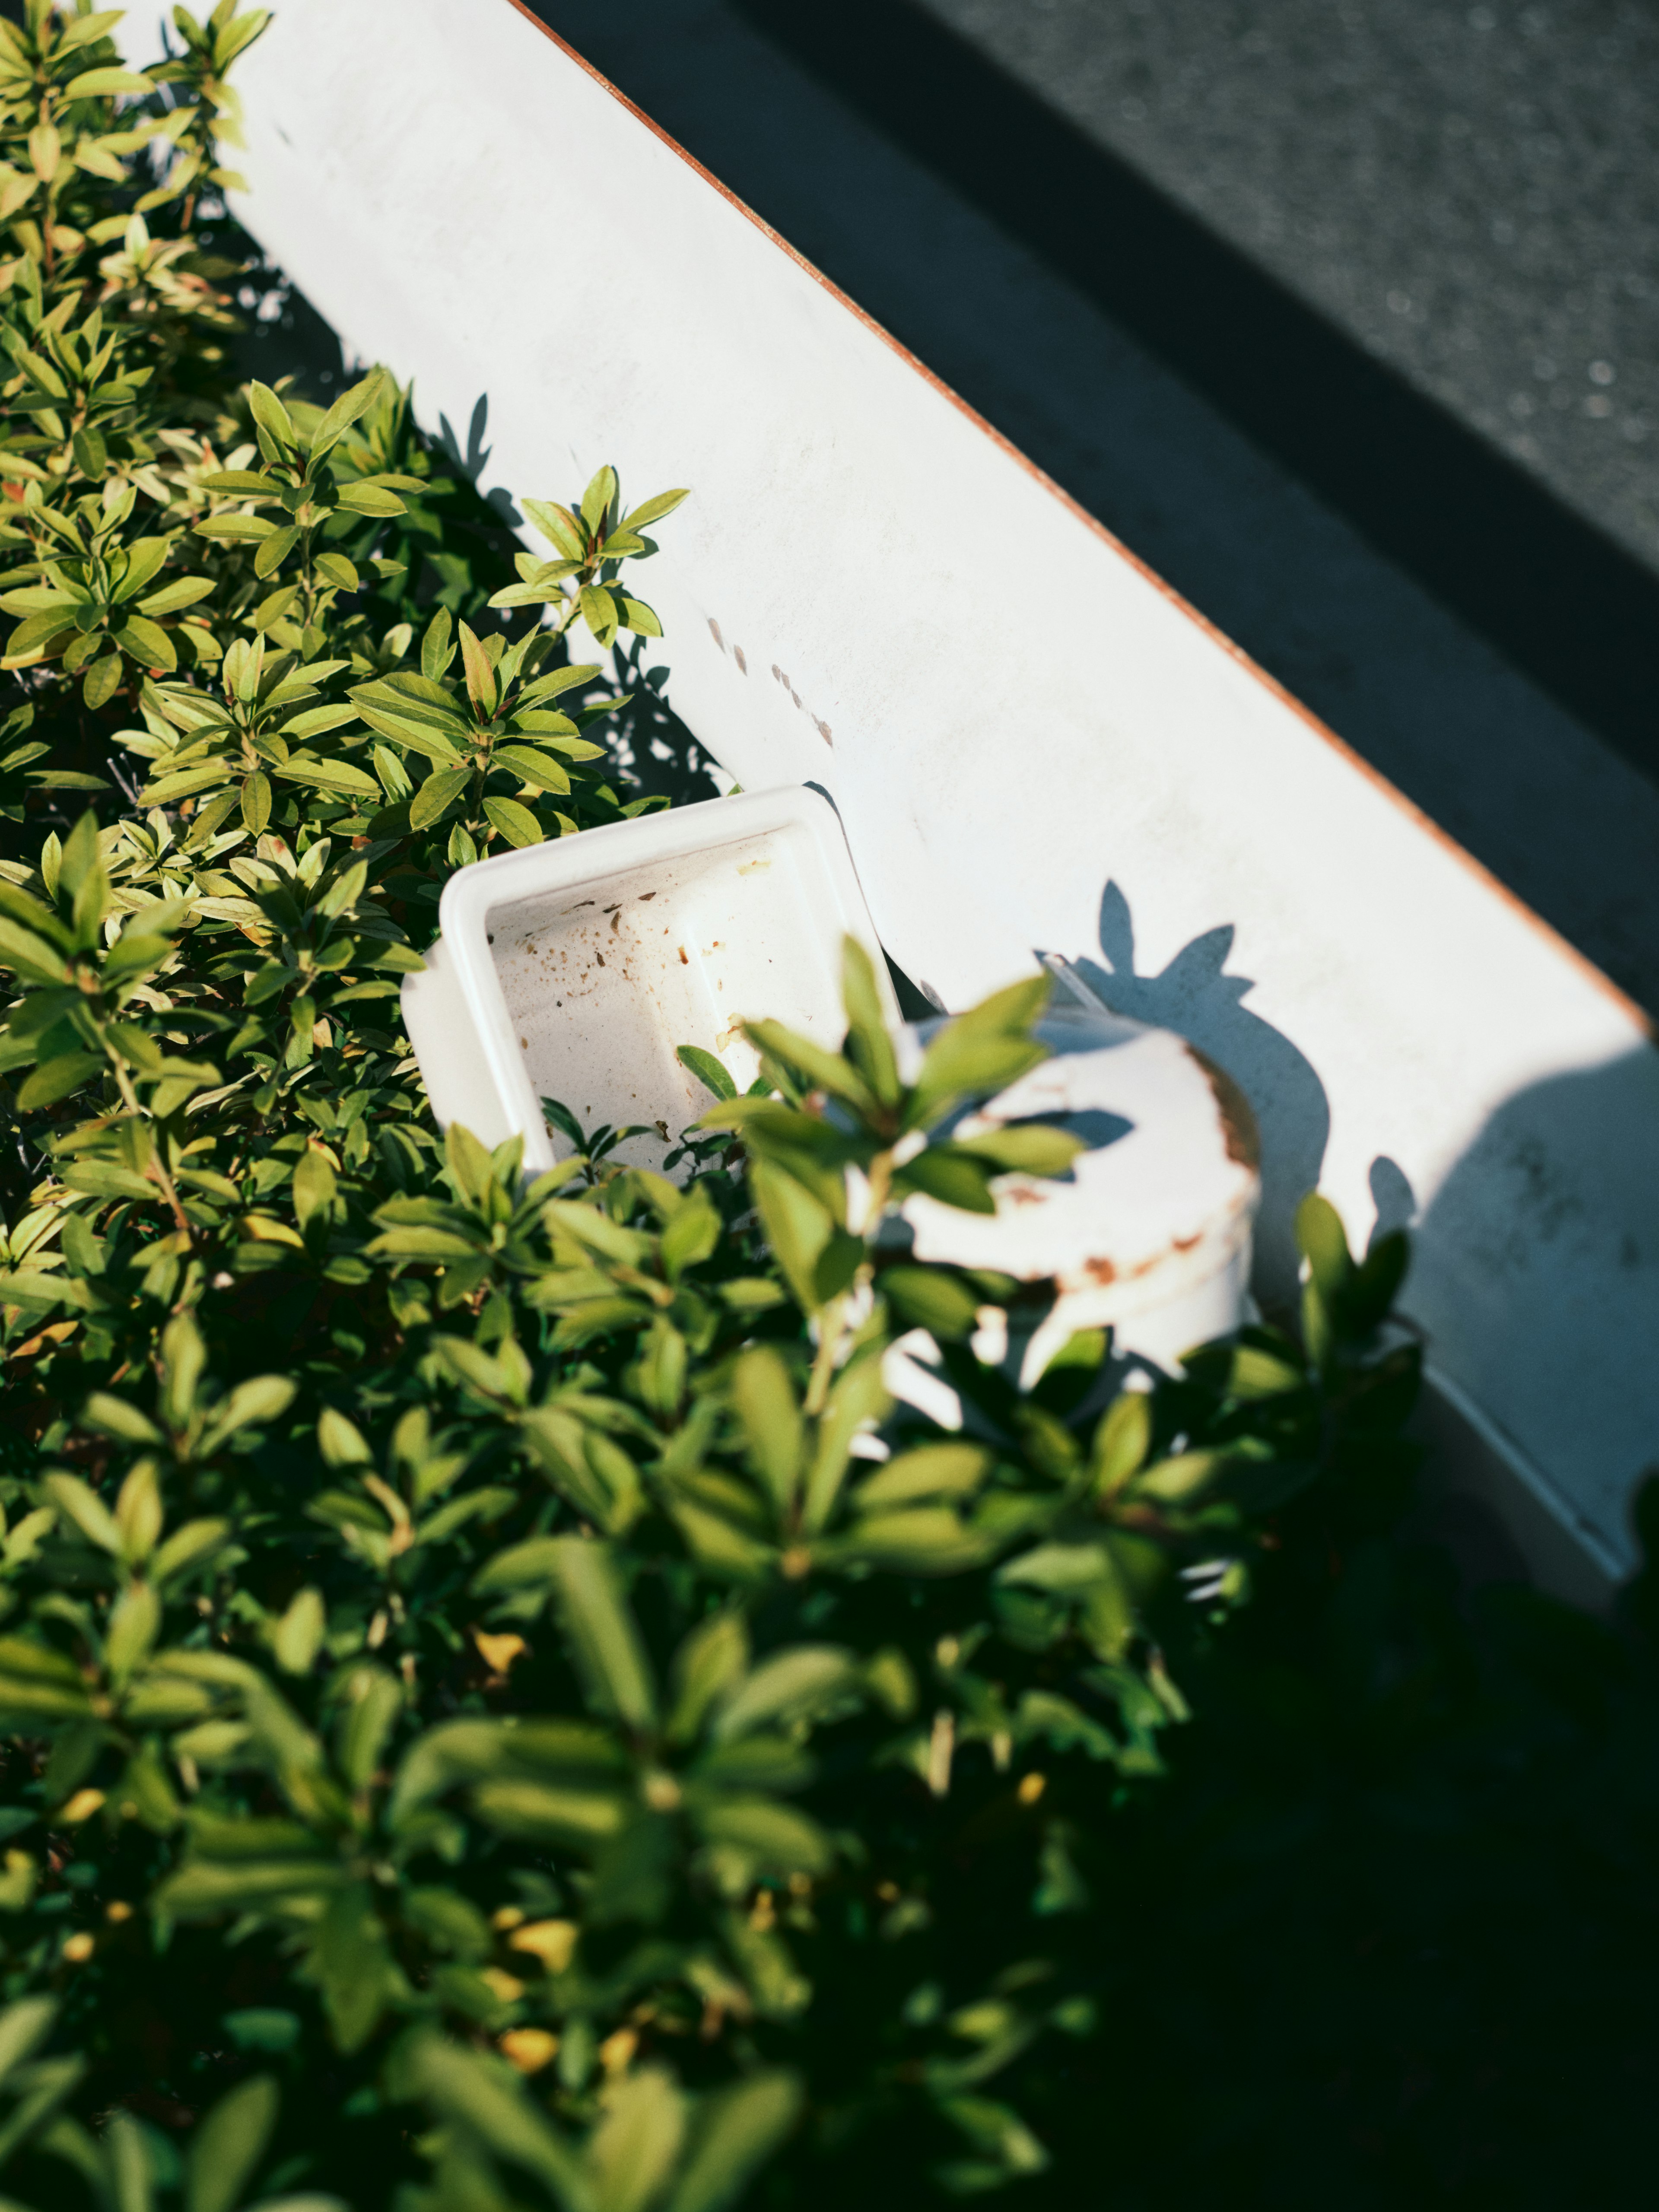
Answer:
400, 785, 898, 1176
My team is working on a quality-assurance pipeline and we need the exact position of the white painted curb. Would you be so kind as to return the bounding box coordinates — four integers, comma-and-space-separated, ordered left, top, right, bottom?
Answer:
138, 0, 1659, 1594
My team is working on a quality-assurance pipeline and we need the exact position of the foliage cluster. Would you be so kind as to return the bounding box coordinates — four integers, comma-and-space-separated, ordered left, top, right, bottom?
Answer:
0, 9, 1651, 2212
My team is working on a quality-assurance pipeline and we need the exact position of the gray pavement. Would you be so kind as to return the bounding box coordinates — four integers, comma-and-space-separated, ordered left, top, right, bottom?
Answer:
537, 0, 1659, 1014
924, 0, 1659, 576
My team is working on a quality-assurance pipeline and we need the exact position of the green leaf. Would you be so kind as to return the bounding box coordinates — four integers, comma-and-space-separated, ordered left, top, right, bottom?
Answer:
742, 1020, 875, 1116
729, 1346, 803, 1519
0, 1672, 92, 1724
194, 513, 279, 541
16, 1049, 101, 1109
512, 709, 582, 740
58, 813, 108, 945
253, 524, 299, 578
712, 1646, 857, 1740
953, 1123, 1088, 1176
667, 1612, 749, 1744
198, 1375, 297, 1453
145, 760, 235, 805
64, 67, 156, 96
366, 1224, 482, 1263
0, 2040, 84, 2173
409, 2036, 585, 2200
836, 938, 899, 1106
43, 1472, 121, 1553
880, 1263, 980, 1341
491, 742, 570, 793
1296, 1191, 1353, 1301
0, 917, 71, 986
109, 538, 170, 603
667, 2072, 801, 2212
837, 1508, 990, 1575
274, 753, 380, 799
854, 1443, 992, 1511
588, 2066, 688, 2212
523, 499, 586, 560
409, 765, 471, 831
482, 795, 544, 848
579, 584, 618, 643
676, 1044, 736, 1101
420, 607, 454, 679
907, 976, 1052, 1128
1091, 1390, 1151, 1498
402, 1887, 491, 1964
315, 550, 359, 592
0, 1640, 83, 1689
997, 1539, 1116, 1591
894, 1145, 997, 1214
213, 9, 273, 69
545, 1538, 657, 1733
152, 1518, 232, 1589
581, 465, 618, 534
337, 1668, 402, 1792
457, 620, 496, 715
72, 424, 108, 475
102, 1581, 156, 1678
246, 380, 299, 454
3, 608, 78, 660
697, 1796, 833, 1875
310, 369, 384, 461
749, 1162, 860, 1316
470, 1777, 629, 1847
222, 2010, 301, 2055
661, 1188, 721, 1281
800, 1350, 890, 1532
351, 697, 466, 766
622, 487, 690, 531
152, 1855, 343, 1919
1133, 1450, 1224, 1503
336, 482, 406, 518
317, 858, 369, 919
112, 616, 178, 670
1351, 1228, 1410, 1332
0, 1997, 59, 2092
310, 1883, 396, 2054
371, 941, 426, 973
55, 12, 130, 57
519, 662, 600, 704
82, 652, 122, 709
292, 1144, 337, 1226
0, 590, 77, 618
617, 594, 661, 638
138, 575, 216, 616
61, 1159, 156, 1202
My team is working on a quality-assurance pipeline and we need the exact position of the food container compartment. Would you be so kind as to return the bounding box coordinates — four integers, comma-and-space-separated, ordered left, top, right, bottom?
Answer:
400, 783, 897, 1176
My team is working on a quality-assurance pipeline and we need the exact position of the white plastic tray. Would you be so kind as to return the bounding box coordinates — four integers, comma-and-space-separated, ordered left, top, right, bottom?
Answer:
400, 785, 897, 1176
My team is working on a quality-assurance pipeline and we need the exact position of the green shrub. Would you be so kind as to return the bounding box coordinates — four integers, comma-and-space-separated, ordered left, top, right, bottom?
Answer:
1, 8, 1646, 2212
